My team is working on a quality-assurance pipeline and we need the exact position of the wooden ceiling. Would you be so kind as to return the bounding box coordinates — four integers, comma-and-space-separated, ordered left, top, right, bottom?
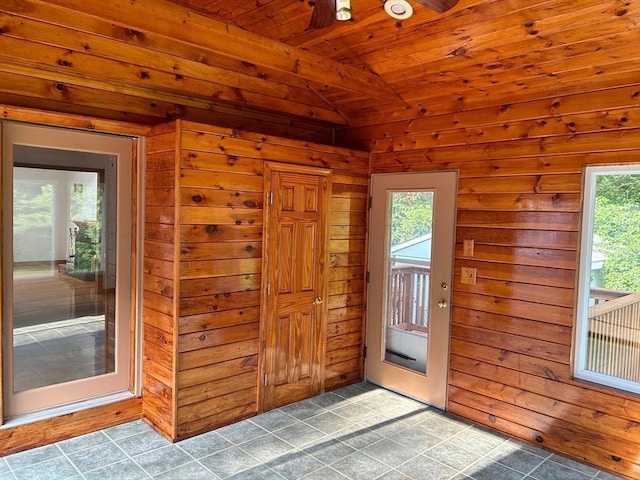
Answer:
167, 0, 638, 126
0, 0, 636, 140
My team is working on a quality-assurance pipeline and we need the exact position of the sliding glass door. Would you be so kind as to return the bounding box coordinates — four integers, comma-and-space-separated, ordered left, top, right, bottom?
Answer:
2, 122, 135, 418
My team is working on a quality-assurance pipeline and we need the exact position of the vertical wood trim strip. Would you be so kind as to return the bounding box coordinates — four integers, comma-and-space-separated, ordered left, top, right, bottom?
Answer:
319, 170, 333, 394
171, 119, 182, 439
129, 137, 139, 392
0, 121, 4, 426
258, 163, 274, 413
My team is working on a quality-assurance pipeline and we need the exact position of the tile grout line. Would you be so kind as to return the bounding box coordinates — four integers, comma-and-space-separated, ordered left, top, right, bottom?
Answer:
54, 443, 85, 479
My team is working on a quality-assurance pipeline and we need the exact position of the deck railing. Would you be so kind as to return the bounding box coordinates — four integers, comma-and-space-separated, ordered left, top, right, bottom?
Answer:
587, 290, 640, 382
389, 264, 430, 333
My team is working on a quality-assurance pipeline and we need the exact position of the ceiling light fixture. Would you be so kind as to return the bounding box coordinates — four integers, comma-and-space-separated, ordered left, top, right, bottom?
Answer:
384, 0, 413, 20
336, 0, 352, 21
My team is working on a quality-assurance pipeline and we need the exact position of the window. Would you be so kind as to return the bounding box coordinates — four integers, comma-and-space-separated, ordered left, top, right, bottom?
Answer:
575, 165, 640, 394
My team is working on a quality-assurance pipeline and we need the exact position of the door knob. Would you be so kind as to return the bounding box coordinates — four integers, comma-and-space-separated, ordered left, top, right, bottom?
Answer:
437, 299, 448, 308
313, 296, 323, 305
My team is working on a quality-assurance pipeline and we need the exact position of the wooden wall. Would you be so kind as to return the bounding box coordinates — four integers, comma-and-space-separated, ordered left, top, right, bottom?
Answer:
142, 122, 179, 439
142, 119, 369, 441
361, 86, 640, 478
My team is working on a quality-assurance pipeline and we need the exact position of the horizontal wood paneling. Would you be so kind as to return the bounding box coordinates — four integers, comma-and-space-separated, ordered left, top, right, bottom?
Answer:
177, 122, 369, 437
0, 397, 141, 456
142, 122, 178, 440
141, 120, 369, 440
0, 0, 351, 142
3, 0, 635, 474
325, 176, 367, 397
367, 75, 640, 477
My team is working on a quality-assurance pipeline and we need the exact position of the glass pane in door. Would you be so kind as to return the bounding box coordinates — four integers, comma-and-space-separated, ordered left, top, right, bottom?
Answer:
384, 191, 434, 373
11, 149, 115, 392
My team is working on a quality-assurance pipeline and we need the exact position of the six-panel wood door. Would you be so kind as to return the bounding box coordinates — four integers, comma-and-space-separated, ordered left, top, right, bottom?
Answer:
261, 163, 332, 411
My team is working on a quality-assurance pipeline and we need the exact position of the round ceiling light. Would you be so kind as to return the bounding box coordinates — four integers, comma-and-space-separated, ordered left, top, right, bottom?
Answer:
384, 0, 413, 20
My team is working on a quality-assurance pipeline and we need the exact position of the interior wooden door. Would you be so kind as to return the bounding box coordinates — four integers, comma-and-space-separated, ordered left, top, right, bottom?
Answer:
261, 163, 331, 411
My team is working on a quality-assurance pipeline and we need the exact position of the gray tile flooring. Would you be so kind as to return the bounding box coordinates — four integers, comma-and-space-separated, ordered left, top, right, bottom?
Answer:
0, 382, 623, 480
13, 316, 106, 391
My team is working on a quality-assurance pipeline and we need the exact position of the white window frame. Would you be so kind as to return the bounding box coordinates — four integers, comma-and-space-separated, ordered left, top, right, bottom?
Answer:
574, 164, 640, 394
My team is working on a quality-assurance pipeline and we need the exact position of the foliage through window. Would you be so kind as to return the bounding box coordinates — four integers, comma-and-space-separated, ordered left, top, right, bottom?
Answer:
575, 166, 640, 394
389, 191, 433, 246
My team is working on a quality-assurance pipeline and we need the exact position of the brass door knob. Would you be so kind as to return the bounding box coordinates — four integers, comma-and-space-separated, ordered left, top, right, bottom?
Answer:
313, 296, 323, 305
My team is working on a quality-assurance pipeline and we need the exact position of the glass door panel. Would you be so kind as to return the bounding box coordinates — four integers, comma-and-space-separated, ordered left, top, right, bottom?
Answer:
384, 191, 433, 374
12, 164, 113, 392
2, 122, 134, 418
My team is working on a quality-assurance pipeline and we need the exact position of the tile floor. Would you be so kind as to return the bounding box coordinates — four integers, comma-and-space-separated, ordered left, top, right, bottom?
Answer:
13, 316, 107, 391
0, 382, 623, 480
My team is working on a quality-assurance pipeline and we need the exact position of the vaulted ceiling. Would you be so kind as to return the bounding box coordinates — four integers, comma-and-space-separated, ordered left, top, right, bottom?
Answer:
167, 0, 638, 125
0, 0, 636, 142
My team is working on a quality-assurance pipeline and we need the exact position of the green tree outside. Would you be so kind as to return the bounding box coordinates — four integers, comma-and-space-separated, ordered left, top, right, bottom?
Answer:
390, 191, 433, 246
593, 174, 640, 292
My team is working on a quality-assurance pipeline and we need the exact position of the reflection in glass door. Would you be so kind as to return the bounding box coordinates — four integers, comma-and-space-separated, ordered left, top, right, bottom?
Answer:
384, 191, 433, 373
2, 122, 134, 418
12, 165, 112, 392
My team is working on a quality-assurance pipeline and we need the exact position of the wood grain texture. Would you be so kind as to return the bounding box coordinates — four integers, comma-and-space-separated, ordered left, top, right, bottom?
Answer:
367, 65, 640, 480
139, 120, 368, 440
142, 122, 179, 440
0, 0, 410, 131
1, 0, 636, 473
0, 397, 141, 456
0, 3, 339, 141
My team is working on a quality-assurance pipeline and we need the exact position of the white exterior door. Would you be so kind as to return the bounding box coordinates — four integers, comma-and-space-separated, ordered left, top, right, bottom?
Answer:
366, 171, 457, 408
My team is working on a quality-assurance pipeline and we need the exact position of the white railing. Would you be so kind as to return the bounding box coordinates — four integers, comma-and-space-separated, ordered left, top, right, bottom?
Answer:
587, 291, 640, 382
389, 264, 430, 333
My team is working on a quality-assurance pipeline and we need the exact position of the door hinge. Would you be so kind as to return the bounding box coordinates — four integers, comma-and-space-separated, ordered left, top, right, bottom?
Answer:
364, 346, 367, 359
366, 271, 370, 284
266, 283, 271, 295
269, 191, 274, 205
368, 196, 373, 209
264, 374, 268, 386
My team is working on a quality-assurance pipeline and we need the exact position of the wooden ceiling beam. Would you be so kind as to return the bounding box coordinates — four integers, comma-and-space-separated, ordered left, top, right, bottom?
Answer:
33, 0, 408, 106
0, 32, 348, 124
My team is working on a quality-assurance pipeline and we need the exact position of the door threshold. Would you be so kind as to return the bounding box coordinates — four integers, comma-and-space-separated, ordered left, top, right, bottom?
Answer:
1, 391, 135, 428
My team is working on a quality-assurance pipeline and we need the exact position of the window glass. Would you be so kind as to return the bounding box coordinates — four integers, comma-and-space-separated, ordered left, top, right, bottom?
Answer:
575, 166, 640, 393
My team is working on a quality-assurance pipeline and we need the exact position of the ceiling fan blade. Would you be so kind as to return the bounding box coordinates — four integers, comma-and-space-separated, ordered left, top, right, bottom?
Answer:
309, 0, 336, 29
414, 0, 459, 13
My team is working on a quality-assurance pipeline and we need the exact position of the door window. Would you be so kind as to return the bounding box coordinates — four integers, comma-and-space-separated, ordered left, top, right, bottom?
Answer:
385, 191, 434, 373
